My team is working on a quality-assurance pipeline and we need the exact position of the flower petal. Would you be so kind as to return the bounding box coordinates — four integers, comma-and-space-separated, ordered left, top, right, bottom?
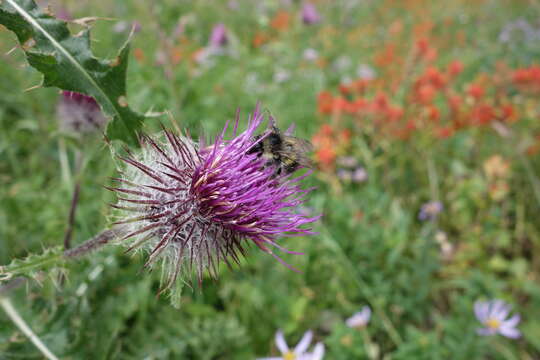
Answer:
489, 300, 509, 320
310, 342, 325, 360
275, 330, 289, 354
499, 325, 521, 339
474, 301, 489, 322
502, 314, 521, 328
294, 330, 313, 355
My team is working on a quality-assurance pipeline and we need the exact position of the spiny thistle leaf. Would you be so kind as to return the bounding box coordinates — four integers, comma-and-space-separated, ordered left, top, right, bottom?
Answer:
0, 0, 144, 145
0, 246, 64, 282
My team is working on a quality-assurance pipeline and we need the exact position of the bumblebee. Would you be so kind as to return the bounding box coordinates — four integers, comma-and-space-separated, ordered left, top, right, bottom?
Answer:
247, 124, 314, 175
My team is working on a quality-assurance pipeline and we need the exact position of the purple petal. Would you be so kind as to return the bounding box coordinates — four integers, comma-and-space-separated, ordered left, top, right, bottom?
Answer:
275, 330, 289, 354
310, 343, 325, 360
499, 325, 521, 339
474, 301, 489, 322
294, 330, 313, 355
502, 314, 521, 328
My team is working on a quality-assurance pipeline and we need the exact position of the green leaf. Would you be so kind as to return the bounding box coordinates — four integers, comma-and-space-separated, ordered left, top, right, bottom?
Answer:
0, 0, 144, 145
0, 246, 64, 282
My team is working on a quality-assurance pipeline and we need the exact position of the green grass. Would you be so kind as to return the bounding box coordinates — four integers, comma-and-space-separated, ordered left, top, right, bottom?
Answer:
1, 0, 540, 359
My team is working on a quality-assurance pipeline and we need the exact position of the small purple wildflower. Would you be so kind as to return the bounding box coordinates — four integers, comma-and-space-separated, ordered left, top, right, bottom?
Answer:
301, 3, 321, 25
209, 23, 228, 47
110, 105, 318, 290
474, 299, 521, 339
56, 91, 107, 133
258, 330, 325, 360
346, 306, 371, 329
418, 201, 443, 221
303, 48, 319, 62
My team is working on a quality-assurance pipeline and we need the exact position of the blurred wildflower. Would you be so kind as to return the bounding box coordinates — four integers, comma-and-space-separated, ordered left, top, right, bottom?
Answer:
274, 68, 291, 83
271, 10, 291, 31
346, 306, 371, 329
356, 64, 376, 80
109, 106, 318, 289
56, 91, 107, 133
483, 155, 510, 179
258, 330, 324, 360
301, 3, 321, 25
113, 21, 141, 33
474, 300, 521, 338
209, 23, 228, 47
303, 48, 319, 62
332, 55, 352, 72
434, 231, 454, 261
227, 0, 239, 10
418, 201, 443, 221
499, 18, 540, 44
352, 167, 368, 183
337, 156, 358, 168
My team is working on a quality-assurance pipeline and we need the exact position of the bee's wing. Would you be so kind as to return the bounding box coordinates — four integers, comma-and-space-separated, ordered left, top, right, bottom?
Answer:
280, 137, 315, 169
284, 137, 314, 153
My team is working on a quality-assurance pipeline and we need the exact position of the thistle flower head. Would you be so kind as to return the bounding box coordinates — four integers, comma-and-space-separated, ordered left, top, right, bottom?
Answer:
110, 105, 318, 290
301, 2, 321, 25
57, 91, 107, 133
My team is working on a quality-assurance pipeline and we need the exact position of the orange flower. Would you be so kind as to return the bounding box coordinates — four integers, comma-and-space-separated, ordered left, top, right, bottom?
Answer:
271, 10, 291, 31
133, 48, 145, 63
467, 84, 485, 100
471, 104, 495, 125
252, 31, 270, 48
435, 126, 454, 139
447, 60, 464, 77
417, 84, 437, 104
315, 147, 336, 168
427, 106, 440, 122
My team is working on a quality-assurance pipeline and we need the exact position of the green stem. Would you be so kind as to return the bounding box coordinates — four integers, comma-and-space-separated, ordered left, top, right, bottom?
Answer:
0, 297, 60, 360
320, 227, 403, 346
0, 226, 127, 281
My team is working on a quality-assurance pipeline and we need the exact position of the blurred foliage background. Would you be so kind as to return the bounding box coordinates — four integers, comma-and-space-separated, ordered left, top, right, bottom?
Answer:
1, 0, 540, 359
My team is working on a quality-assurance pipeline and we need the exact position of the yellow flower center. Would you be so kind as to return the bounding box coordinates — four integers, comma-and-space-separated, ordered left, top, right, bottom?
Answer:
283, 351, 296, 360
486, 318, 501, 330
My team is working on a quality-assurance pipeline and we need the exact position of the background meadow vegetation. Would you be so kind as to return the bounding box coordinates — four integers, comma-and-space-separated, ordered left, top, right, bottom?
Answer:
1, 0, 540, 358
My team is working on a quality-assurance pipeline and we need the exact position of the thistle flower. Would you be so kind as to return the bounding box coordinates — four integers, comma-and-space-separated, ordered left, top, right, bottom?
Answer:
301, 3, 321, 25
109, 105, 318, 290
258, 330, 325, 360
346, 306, 371, 329
209, 23, 228, 47
474, 299, 521, 338
56, 91, 107, 134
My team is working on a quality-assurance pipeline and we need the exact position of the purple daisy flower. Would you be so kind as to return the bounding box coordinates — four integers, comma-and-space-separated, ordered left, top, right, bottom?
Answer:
301, 2, 321, 25
258, 330, 325, 360
56, 91, 107, 133
109, 105, 319, 290
474, 299, 521, 339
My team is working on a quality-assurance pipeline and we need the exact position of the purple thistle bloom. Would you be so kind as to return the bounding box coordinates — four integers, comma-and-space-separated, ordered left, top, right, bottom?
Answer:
301, 2, 321, 25
418, 201, 443, 221
109, 105, 319, 290
209, 23, 228, 47
57, 91, 107, 133
474, 299, 521, 339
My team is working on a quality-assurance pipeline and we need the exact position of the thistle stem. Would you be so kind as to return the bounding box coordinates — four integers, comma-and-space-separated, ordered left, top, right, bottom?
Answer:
63, 150, 83, 250
0, 297, 60, 360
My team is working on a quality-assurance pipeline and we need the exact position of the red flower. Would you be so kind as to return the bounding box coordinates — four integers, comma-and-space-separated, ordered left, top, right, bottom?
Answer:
447, 60, 464, 77
467, 84, 485, 100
